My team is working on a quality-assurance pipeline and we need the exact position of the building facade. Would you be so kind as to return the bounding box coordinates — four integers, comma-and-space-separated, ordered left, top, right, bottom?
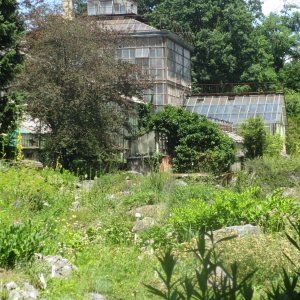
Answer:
86, 0, 193, 107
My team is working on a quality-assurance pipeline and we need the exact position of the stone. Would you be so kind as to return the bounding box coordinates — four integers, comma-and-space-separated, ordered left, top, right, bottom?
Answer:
72, 200, 80, 210
126, 170, 143, 176
282, 187, 299, 199
174, 179, 188, 187
213, 224, 261, 238
105, 194, 116, 200
4, 281, 39, 300
133, 217, 156, 232
35, 254, 78, 278
129, 204, 165, 219
86, 293, 106, 300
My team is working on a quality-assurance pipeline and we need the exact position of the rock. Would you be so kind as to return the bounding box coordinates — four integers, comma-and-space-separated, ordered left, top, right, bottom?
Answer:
72, 200, 80, 210
213, 224, 261, 238
126, 170, 143, 176
76, 180, 95, 191
282, 187, 299, 198
209, 266, 232, 287
86, 293, 106, 300
4, 281, 39, 300
5, 282, 18, 291
35, 254, 78, 278
121, 190, 131, 196
129, 204, 165, 219
175, 179, 188, 187
105, 194, 116, 200
133, 217, 156, 232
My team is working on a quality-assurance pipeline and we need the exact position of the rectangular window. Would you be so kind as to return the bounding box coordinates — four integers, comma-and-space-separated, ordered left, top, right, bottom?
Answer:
136, 48, 150, 58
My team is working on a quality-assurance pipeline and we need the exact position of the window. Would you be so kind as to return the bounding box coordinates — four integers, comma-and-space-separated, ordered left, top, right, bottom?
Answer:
136, 48, 150, 58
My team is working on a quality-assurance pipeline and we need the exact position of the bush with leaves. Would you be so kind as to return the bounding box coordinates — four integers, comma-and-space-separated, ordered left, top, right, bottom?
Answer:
0, 221, 45, 269
169, 187, 296, 240
239, 117, 267, 159
151, 106, 235, 174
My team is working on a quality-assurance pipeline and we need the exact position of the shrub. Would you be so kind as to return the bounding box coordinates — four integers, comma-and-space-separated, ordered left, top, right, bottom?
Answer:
234, 156, 300, 193
169, 188, 297, 240
239, 116, 267, 159
151, 106, 235, 174
0, 221, 44, 269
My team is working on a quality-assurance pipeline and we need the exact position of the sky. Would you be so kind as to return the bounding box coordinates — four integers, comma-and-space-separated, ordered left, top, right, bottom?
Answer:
262, 0, 300, 15
24, 0, 300, 16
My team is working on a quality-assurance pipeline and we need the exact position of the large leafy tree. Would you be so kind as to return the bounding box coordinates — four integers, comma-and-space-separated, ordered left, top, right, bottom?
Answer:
21, 16, 147, 168
152, 106, 235, 173
0, 0, 24, 156
141, 0, 262, 86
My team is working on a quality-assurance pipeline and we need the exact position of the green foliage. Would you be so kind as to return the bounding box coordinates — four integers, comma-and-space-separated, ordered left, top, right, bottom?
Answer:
0, 0, 24, 158
145, 232, 255, 300
22, 16, 147, 170
234, 156, 300, 193
0, 0, 24, 87
285, 93, 300, 155
239, 117, 267, 159
264, 133, 284, 157
0, 165, 76, 215
265, 219, 300, 299
0, 221, 44, 269
140, 0, 300, 90
169, 187, 296, 239
152, 106, 235, 174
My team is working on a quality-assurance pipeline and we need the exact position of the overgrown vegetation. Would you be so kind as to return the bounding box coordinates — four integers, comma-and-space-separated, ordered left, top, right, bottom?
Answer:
151, 106, 235, 173
0, 157, 299, 298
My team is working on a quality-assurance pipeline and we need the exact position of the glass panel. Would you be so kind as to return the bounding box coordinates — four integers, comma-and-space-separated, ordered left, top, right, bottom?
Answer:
150, 58, 163, 68
175, 44, 183, 54
136, 48, 149, 58
240, 105, 247, 113
266, 103, 273, 112
238, 114, 246, 121
230, 114, 239, 122
184, 49, 190, 59
249, 104, 257, 113
201, 105, 209, 114
216, 105, 225, 114
209, 105, 217, 114
122, 49, 130, 58
257, 104, 265, 113
264, 113, 271, 121
224, 105, 233, 113
232, 105, 241, 113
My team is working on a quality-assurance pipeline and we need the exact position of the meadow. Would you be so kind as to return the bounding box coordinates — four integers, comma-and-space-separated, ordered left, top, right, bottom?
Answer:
0, 156, 299, 299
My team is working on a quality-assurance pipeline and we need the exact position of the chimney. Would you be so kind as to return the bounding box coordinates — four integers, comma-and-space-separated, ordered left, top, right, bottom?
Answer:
62, 0, 74, 19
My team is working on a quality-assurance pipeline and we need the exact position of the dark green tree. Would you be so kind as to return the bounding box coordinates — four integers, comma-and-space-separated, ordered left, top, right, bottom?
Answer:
142, 0, 262, 86
21, 16, 147, 169
258, 13, 300, 73
239, 116, 267, 159
152, 106, 235, 173
0, 0, 24, 157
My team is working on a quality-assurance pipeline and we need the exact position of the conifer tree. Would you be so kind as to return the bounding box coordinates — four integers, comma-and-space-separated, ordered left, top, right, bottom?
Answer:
0, 0, 24, 156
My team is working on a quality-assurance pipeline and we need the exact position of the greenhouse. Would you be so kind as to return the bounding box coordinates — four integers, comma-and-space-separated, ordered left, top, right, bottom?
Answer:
186, 94, 287, 136
86, 0, 193, 106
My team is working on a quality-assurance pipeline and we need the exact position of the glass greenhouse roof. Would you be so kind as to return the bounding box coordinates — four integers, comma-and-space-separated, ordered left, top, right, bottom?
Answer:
186, 94, 287, 126
101, 19, 159, 33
